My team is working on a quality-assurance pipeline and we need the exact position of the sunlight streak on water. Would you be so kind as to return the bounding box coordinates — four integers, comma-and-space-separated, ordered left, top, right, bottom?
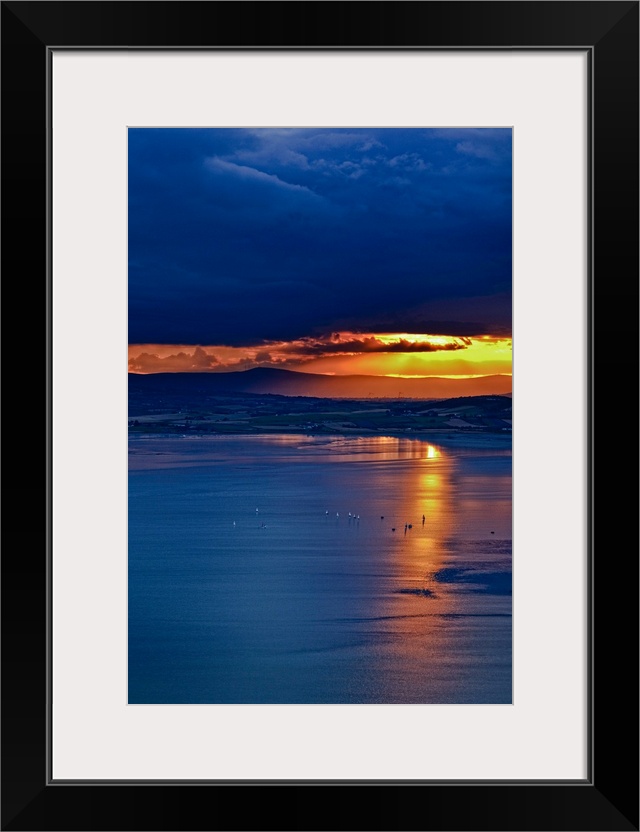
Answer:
129, 434, 511, 704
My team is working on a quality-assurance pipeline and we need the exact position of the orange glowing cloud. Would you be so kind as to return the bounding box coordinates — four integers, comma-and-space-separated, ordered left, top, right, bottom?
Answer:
128, 332, 512, 378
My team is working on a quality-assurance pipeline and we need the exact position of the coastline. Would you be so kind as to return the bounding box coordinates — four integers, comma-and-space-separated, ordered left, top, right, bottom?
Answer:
128, 427, 512, 452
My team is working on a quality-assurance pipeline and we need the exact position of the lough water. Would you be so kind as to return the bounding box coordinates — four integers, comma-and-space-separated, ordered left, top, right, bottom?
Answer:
128, 434, 512, 704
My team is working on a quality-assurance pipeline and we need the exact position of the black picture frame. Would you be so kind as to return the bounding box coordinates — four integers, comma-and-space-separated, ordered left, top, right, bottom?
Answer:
2, 2, 638, 830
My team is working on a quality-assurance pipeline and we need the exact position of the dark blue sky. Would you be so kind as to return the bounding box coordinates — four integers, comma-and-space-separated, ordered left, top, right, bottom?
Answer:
128, 128, 512, 346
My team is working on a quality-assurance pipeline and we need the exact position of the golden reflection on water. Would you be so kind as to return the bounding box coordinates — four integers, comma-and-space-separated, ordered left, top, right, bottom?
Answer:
389, 451, 452, 600
129, 433, 511, 701
365, 437, 511, 700
368, 442, 455, 699
319, 435, 444, 464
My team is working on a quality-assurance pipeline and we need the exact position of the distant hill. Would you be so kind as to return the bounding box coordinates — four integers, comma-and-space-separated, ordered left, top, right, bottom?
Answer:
128, 367, 511, 399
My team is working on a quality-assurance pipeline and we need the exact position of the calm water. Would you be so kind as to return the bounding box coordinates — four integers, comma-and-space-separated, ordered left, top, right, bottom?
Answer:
128, 434, 512, 704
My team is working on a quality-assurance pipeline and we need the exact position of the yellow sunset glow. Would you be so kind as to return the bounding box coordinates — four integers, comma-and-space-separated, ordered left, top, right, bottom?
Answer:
128, 333, 512, 378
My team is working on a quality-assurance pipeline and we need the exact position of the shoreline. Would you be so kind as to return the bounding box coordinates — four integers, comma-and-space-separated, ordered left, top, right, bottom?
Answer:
128, 427, 512, 452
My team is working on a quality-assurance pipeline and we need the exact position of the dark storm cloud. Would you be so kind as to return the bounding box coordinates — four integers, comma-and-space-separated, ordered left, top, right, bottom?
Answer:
128, 128, 512, 344
287, 336, 467, 355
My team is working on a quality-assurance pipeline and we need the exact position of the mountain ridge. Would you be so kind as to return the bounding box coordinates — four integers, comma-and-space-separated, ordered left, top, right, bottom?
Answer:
128, 367, 511, 399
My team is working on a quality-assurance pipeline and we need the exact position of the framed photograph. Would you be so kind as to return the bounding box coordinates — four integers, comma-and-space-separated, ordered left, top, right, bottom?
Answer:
3, 2, 638, 830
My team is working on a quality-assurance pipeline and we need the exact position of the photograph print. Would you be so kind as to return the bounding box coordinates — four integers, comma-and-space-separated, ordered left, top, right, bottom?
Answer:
128, 127, 512, 705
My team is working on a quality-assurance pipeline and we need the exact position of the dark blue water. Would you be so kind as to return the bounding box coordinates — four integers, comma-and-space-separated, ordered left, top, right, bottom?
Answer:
129, 434, 511, 704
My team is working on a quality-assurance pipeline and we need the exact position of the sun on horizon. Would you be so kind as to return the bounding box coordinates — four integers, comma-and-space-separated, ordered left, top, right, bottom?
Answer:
128, 332, 512, 381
